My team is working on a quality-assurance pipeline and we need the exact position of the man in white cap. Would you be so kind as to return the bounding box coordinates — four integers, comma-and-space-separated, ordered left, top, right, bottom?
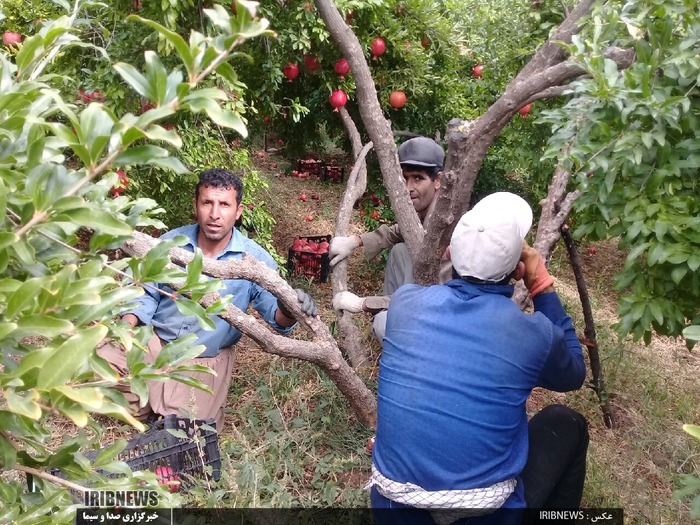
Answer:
331, 137, 449, 341
367, 192, 588, 525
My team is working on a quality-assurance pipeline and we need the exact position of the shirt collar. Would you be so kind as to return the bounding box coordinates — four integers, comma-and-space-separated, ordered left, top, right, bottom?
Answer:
185, 225, 246, 259
445, 278, 515, 299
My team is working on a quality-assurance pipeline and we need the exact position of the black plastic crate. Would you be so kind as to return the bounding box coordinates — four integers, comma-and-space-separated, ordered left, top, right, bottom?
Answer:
296, 159, 325, 177
31, 416, 220, 495
286, 234, 331, 283
321, 164, 345, 183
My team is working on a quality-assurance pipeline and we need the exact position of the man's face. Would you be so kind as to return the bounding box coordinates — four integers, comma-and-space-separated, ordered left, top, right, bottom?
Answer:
402, 167, 441, 220
193, 185, 243, 243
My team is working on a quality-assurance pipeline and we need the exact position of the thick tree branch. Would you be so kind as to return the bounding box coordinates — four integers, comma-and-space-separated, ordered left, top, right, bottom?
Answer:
315, 0, 424, 260
121, 232, 377, 428
332, 106, 373, 369
414, 0, 635, 285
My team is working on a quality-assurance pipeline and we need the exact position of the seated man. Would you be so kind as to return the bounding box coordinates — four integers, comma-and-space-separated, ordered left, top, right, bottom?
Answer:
330, 137, 450, 341
98, 168, 317, 431
367, 192, 588, 525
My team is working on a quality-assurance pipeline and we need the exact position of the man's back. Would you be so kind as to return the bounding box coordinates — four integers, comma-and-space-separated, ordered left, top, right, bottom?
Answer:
374, 279, 571, 506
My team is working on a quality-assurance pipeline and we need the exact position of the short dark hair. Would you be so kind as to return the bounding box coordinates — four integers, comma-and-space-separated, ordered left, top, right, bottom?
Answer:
401, 164, 442, 182
195, 168, 244, 204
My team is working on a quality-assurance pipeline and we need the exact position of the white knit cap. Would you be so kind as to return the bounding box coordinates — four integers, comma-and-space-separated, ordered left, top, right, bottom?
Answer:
450, 192, 533, 282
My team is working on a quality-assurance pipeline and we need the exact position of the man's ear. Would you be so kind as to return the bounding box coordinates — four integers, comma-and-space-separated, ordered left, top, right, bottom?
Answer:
444, 245, 451, 261
513, 261, 526, 281
435, 171, 443, 190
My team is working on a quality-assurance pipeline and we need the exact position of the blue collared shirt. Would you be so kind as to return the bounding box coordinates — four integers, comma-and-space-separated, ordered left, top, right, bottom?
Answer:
126, 224, 293, 357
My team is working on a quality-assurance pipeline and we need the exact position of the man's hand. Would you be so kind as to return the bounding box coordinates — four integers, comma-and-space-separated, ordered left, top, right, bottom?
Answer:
329, 235, 361, 267
278, 288, 318, 321
332, 291, 365, 313
295, 288, 318, 317
521, 243, 554, 297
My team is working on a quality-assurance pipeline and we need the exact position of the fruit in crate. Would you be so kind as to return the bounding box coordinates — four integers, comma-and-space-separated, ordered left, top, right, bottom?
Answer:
155, 465, 181, 493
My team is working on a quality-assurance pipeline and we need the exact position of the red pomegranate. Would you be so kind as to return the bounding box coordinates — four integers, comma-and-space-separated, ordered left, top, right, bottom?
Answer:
370, 38, 386, 60
389, 90, 407, 109
334, 58, 350, 79
329, 89, 348, 112
518, 103, 532, 117
2, 32, 22, 47
303, 54, 320, 73
282, 62, 299, 82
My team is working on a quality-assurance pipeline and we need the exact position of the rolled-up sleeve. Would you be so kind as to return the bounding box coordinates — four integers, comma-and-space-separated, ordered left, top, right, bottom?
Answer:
123, 284, 161, 326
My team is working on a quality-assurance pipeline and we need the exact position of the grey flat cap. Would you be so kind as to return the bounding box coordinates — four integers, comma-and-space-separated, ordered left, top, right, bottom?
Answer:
398, 137, 445, 169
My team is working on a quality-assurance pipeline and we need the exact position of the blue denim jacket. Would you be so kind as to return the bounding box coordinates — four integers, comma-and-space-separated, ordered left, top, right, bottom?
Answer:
126, 224, 293, 357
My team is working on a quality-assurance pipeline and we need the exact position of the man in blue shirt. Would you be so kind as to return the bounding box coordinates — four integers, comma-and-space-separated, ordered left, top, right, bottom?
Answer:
367, 192, 589, 525
98, 168, 317, 431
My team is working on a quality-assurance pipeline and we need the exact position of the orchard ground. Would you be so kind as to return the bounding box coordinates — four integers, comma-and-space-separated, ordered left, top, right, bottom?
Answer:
56, 150, 700, 521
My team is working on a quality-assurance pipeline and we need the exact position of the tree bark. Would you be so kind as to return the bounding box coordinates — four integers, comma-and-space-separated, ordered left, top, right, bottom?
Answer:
314, 0, 424, 262
332, 106, 372, 370
121, 232, 377, 428
560, 227, 616, 429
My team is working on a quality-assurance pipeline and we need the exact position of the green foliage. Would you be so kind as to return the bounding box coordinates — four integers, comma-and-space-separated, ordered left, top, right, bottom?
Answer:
0, 1, 271, 521
675, 424, 700, 518
540, 0, 700, 341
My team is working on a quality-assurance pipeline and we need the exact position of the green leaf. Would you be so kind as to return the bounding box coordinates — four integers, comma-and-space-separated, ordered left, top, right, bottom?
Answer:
55, 397, 89, 427
683, 326, 700, 342
60, 208, 132, 236
174, 298, 215, 330
0, 435, 17, 470
683, 424, 700, 441
14, 315, 74, 338
128, 16, 195, 78
5, 278, 44, 317
53, 386, 105, 409
113, 63, 151, 99
6, 389, 41, 419
0, 232, 18, 250
144, 51, 168, 104
37, 324, 108, 389
93, 438, 128, 468
153, 335, 204, 369
168, 373, 213, 393
115, 145, 169, 165
185, 249, 203, 287
204, 103, 248, 137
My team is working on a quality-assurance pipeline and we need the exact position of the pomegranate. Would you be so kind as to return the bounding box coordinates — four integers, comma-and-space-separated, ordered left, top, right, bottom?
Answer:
472, 64, 484, 79
2, 32, 22, 47
421, 36, 430, 49
155, 465, 180, 493
334, 58, 350, 79
370, 38, 386, 60
518, 103, 532, 117
329, 89, 348, 112
389, 90, 407, 109
282, 62, 299, 82
303, 54, 320, 73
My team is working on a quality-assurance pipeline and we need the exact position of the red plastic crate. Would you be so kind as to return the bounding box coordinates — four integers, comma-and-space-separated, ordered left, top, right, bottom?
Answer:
322, 164, 345, 183
286, 234, 331, 283
296, 159, 325, 177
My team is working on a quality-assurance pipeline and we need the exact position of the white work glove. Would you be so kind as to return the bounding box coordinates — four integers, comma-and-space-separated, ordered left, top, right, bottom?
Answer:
332, 291, 365, 313
329, 235, 360, 267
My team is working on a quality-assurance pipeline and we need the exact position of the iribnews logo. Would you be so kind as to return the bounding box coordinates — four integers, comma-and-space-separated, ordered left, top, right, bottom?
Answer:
84, 490, 159, 507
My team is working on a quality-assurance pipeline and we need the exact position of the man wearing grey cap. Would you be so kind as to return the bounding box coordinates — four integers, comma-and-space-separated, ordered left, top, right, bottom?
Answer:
367, 192, 588, 524
331, 137, 448, 341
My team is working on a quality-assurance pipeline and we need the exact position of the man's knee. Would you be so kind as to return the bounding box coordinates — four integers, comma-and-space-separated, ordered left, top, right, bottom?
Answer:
372, 311, 388, 343
534, 404, 589, 448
